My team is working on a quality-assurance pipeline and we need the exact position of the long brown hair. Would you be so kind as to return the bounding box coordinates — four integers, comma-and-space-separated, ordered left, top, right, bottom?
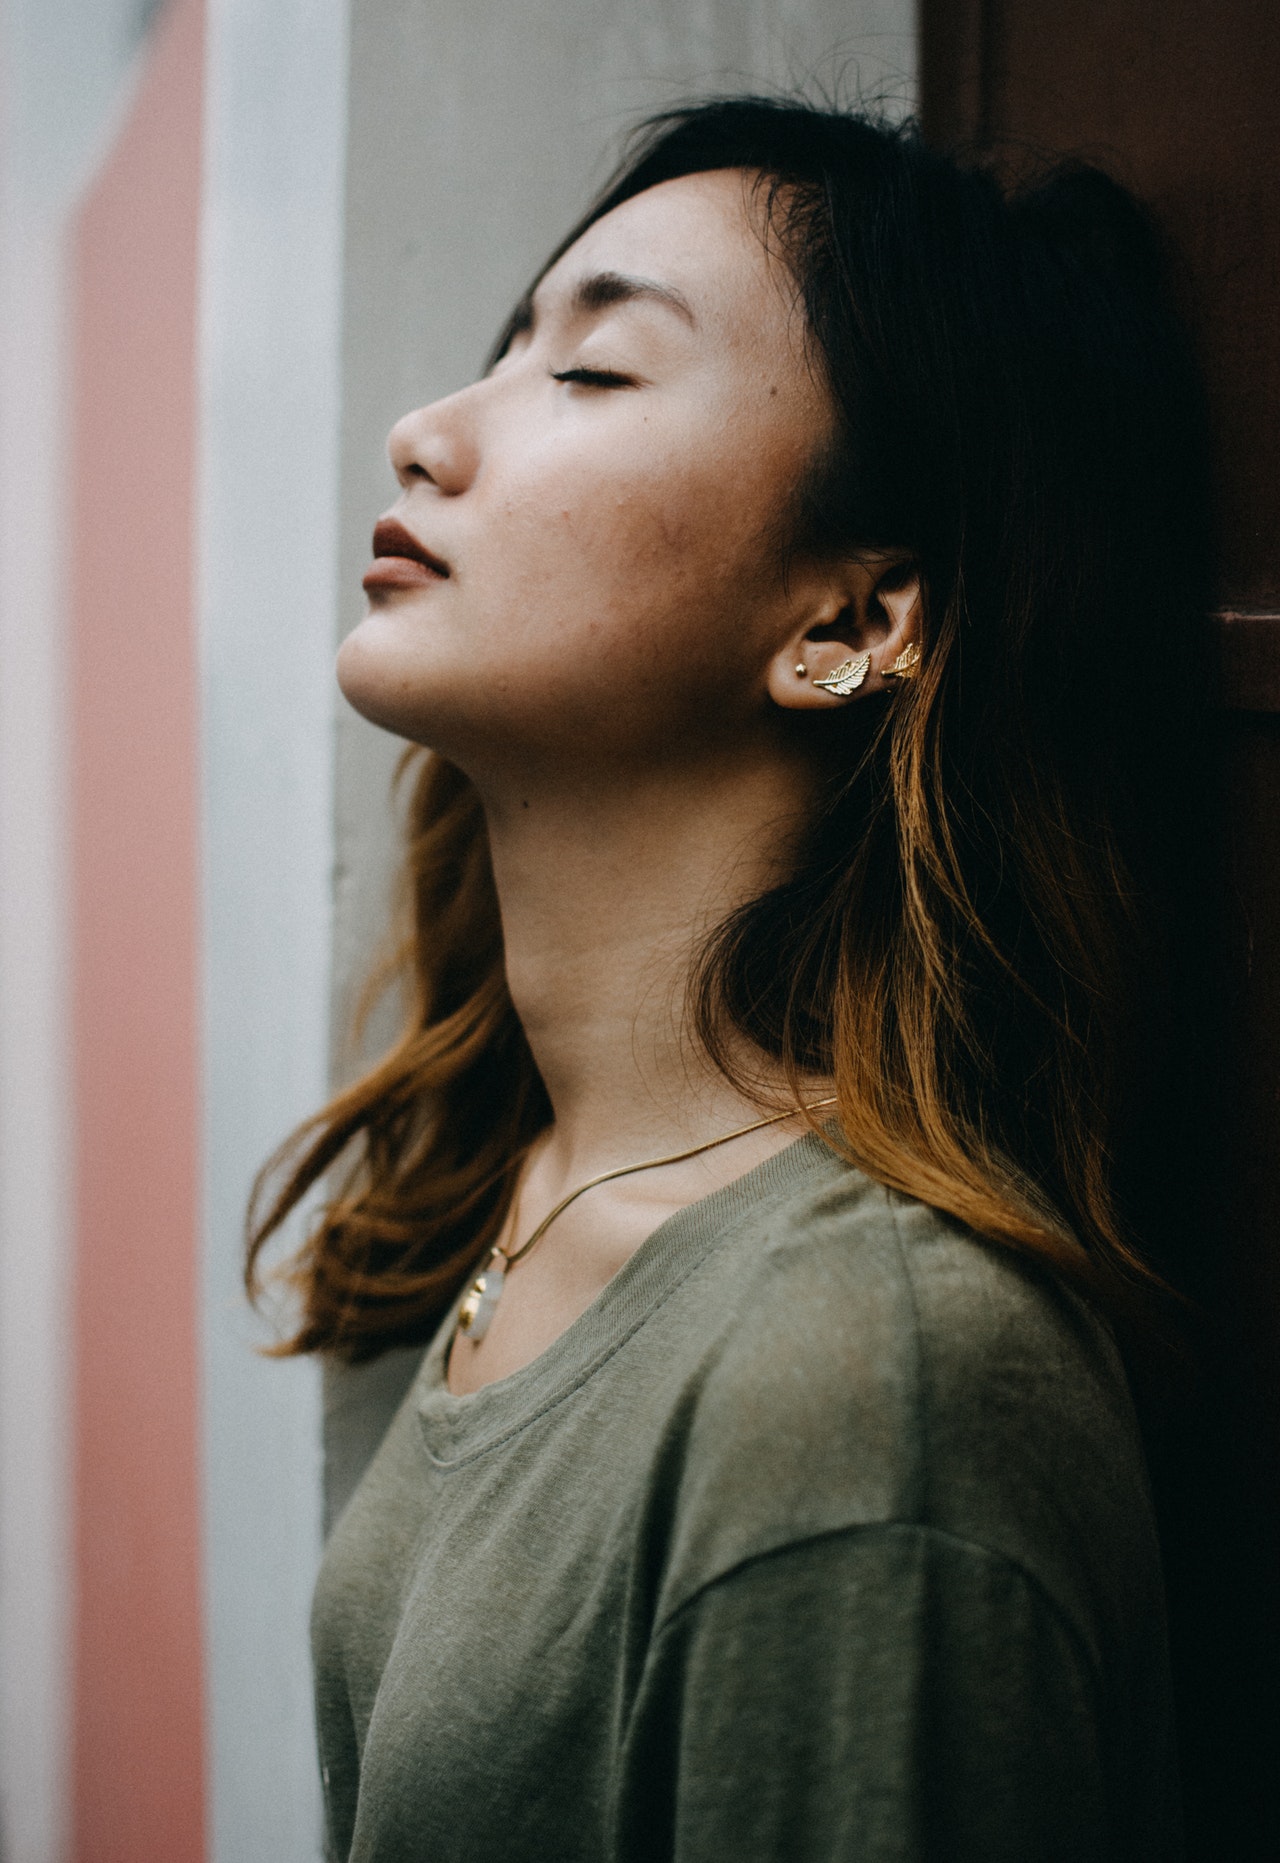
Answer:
248, 100, 1211, 1359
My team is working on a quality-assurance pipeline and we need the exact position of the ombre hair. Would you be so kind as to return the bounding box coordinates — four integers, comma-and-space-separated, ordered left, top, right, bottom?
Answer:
247, 98, 1211, 1359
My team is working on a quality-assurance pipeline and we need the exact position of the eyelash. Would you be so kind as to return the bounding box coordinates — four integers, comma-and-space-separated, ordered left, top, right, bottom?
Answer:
551, 367, 635, 389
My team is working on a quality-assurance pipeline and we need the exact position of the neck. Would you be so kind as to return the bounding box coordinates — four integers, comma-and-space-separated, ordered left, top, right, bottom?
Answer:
477, 751, 819, 1179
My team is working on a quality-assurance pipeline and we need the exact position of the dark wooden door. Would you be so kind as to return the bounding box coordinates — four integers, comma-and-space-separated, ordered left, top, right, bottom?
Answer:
920, 5, 1279, 1856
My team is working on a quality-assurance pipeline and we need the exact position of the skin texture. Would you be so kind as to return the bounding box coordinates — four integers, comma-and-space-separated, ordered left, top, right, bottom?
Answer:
337, 171, 919, 1393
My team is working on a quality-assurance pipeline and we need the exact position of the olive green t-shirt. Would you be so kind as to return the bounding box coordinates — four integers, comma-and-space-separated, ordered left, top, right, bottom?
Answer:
312, 1133, 1181, 1861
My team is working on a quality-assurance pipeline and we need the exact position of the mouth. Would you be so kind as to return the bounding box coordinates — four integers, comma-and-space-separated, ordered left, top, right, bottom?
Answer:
363, 516, 450, 590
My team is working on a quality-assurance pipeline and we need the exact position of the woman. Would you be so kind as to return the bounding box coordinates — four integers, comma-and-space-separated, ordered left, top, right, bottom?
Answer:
250, 99, 1208, 1860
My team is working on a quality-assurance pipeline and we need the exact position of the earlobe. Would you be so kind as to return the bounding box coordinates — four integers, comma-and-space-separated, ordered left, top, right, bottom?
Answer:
768, 559, 923, 710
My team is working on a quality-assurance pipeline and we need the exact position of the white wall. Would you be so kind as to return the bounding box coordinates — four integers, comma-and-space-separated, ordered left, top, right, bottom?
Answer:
0, 213, 73, 1863
197, 2, 348, 1858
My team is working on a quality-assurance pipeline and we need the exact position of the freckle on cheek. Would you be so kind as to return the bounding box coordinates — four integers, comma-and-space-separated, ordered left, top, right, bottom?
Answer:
657, 511, 690, 552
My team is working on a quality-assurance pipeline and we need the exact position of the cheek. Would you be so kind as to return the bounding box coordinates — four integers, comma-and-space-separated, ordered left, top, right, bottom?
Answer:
335, 395, 819, 759
492, 424, 789, 665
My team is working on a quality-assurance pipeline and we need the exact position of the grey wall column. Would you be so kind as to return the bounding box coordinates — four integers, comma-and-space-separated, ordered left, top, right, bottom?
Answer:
325, 0, 917, 1520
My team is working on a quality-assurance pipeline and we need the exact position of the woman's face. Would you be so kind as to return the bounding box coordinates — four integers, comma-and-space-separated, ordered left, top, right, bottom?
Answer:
338, 168, 840, 784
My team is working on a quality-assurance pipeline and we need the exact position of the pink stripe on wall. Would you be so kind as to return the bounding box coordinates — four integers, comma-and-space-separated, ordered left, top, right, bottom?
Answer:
68, 2, 206, 1857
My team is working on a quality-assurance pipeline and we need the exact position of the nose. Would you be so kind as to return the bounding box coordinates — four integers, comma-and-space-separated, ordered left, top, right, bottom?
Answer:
387, 387, 479, 495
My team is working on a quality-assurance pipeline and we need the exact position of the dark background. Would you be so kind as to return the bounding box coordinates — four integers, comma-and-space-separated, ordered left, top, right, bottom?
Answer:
920, 4, 1280, 1854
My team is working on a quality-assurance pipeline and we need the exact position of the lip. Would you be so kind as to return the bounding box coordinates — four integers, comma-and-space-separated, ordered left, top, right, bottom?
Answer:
364, 516, 450, 590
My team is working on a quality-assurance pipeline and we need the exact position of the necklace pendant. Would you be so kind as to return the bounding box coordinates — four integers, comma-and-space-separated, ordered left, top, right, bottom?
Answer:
457, 1257, 506, 1342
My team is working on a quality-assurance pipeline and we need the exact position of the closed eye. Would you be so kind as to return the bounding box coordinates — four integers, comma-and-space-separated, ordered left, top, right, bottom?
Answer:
550, 367, 637, 389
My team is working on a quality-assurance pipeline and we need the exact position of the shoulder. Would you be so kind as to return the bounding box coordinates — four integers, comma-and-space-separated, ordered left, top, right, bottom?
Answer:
662, 1149, 1158, 1655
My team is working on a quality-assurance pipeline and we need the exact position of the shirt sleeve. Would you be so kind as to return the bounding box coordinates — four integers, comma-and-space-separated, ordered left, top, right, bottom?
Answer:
610, 1521, 1113, 1863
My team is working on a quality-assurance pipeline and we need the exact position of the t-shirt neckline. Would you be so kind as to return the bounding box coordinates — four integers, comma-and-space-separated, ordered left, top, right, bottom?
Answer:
414, 1127, 845, 1466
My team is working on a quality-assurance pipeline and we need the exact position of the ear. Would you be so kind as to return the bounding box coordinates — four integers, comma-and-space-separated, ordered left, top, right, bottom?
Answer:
767, 555, 922, 710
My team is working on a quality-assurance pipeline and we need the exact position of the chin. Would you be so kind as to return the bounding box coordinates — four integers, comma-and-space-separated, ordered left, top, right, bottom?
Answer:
336, 620, 505, 764
336, 624, 435, 744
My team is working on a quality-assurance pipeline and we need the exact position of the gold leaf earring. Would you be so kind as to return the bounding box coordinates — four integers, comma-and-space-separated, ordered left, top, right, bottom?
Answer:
812, 651, 871, 696
882, 641, 921, 680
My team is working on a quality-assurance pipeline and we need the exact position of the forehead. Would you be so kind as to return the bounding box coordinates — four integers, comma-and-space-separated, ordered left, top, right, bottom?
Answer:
536, 169, 803, 353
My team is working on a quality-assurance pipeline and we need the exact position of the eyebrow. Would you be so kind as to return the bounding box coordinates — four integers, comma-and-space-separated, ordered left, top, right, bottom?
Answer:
492, 269, 697, 371
567, 270, 696, 325
511, 269, 697, 338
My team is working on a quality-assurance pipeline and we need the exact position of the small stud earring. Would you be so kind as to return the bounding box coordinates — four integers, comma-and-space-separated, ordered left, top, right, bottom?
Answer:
882, 641, 921, 680
794, 661, 807, 677
813, 651, 871, 696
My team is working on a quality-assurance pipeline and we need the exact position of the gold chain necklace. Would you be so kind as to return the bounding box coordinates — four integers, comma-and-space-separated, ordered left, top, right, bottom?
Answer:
455, 1097, 838, 1343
